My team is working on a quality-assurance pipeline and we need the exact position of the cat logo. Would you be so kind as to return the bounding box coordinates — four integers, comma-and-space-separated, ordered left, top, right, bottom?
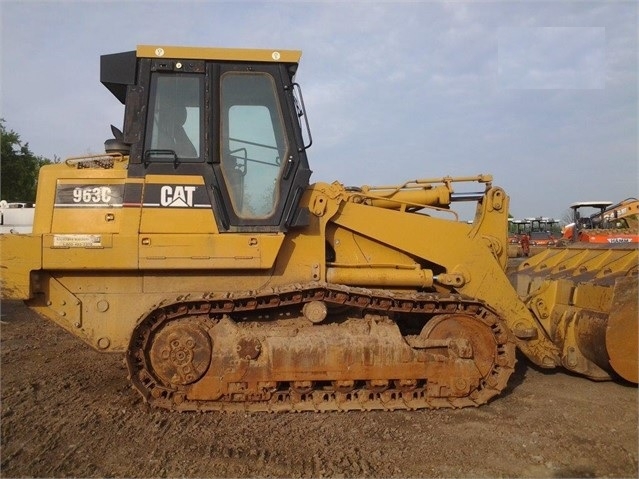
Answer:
160, 185, 197, 207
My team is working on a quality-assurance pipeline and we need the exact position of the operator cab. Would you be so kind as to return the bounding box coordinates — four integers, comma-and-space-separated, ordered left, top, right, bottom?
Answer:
569, 201, 613, 230
100, 45, 312, 232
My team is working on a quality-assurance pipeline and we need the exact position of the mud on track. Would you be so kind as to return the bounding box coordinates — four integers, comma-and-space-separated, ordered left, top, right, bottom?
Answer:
1, 299, 637, 478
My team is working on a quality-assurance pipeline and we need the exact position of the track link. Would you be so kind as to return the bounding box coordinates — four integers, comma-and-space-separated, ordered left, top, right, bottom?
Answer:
126, 283, 516, 411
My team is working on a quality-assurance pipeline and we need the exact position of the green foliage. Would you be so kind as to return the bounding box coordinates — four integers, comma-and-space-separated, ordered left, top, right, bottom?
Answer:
1, 120, 55, 202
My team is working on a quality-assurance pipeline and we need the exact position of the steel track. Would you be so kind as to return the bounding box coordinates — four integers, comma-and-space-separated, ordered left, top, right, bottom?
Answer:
126, 282, 516, 411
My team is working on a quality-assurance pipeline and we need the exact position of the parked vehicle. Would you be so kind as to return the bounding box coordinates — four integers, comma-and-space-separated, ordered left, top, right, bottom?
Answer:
2, 45, 636, 413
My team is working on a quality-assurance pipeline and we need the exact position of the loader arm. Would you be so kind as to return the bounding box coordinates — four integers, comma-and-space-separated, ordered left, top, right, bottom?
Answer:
314, 181, 561, 368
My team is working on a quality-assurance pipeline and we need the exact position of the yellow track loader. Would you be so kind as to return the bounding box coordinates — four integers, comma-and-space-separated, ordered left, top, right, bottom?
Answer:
1, 46, 636, 411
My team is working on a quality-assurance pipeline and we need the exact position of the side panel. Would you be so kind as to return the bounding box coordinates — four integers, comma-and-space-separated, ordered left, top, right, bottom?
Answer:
0, 234, 42, 299
139, 175, 217, 234
136, 174, 284, 269
26, 272, 153, 352
139, 233, 285, 269
35, 166, 142, 270
51, 179, 126, 233
42, 233, 139, 269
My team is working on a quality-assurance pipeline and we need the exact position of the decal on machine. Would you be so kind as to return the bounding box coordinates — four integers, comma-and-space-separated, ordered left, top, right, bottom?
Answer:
53, 234, 102, 248
55, 183, 124, 208
142, 184, 211, 208
608, 237, 632, 244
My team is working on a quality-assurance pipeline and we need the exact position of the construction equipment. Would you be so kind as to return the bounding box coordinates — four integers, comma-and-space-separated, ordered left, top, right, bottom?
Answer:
562, 201, 639, 244
528, 218, 559, 255
508, 219, 530, 257
529, 217, 560, 235
528, 231, 556, 247
602, 198, 639, 230
508, 216, 560, 257
1, 46, 636, 412
512, 199, 638, 383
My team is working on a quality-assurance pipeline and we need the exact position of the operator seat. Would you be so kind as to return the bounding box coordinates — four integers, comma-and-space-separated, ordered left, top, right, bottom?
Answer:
173, 105, 197, 158
156, 103, 197, 158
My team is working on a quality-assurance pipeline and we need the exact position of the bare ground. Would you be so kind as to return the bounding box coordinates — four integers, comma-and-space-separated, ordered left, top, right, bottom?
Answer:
1, 299, 637, 478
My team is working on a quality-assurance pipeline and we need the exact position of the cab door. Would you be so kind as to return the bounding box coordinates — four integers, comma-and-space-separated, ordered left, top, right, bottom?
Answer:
211, 64, 311, 232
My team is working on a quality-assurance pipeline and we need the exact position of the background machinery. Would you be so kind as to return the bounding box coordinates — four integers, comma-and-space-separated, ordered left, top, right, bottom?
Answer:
1, 46, 636, 411
562, 200, 639, 244
507, 216, 560, 257
528, 216, 560, 255
508, 218, 530, 257
603, 198, 639, 230
0, 201, 35, 234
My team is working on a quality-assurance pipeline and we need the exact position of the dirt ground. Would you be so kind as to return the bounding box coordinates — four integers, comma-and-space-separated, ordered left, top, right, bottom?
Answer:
1, 299, 637, 479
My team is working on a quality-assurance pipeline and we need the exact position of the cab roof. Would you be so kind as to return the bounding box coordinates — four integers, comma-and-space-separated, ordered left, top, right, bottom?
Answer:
569, 201, 613, 209
101, 45, 302, 104
136, 45, 302, 64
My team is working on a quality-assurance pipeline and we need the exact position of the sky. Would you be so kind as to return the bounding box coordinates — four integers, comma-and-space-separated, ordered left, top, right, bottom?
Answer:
1, 0, 637, 222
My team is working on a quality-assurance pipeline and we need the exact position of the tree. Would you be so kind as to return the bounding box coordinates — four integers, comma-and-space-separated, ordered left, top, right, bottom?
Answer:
1, 120, 54, 202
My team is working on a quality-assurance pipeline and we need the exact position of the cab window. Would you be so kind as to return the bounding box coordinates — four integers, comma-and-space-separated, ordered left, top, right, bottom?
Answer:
220, 73, 288, 219
146, 75, 202, 161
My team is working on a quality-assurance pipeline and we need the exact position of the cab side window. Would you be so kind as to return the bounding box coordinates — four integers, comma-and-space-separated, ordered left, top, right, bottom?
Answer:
146, 75, 202, 160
